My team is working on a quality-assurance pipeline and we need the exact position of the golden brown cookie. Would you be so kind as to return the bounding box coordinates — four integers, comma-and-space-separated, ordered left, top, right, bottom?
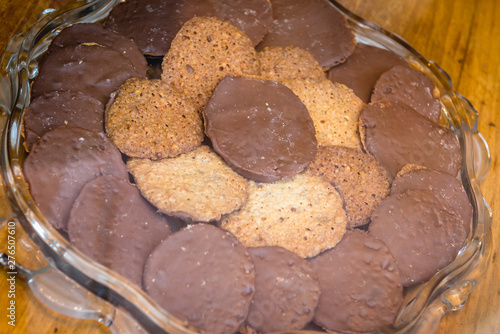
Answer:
220, 171, 347, 258
105, 77, 204, 159
161, 16, 260, 111
308, 145, 390, 228
127, 145, 249, 222
282, 78, 364, 149
258, 46, 326, 82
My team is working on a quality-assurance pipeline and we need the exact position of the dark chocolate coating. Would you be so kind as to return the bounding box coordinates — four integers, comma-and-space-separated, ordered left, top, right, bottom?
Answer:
246, 246, 320, 333
143, 224, 255, 334
23, 90, 104, 150
371, 65, 442, 123
327, 43, 410, 103
203, 76, 317, 182
257, 0, 355, 69
310, 229, 403, 333
46, 23, 147, 75
105, 0, 215, 56
391, 168, 473, 237
369, 189, 467, 287
67, 175, 171, 287
31, 44, 145, 104
23, 126, 129, 230
360, 99, 462, 181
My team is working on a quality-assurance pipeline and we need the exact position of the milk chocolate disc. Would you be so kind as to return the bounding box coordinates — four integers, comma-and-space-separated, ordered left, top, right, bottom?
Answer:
359, 99, 462, 181
371, 65, 442, 122
31, 44, 145, 104
369, 189, 467, 286
327, 43, 410, 103
67, 175, 171, 287
143, 224, 255, 334
257, 0, 355, 69
23, 126, 129, 230
203, 76, 317, 182
246, 246, 320, 333
310, 229, 403, 333
46, 23, 147, 74
391, 168, 472, 237
23, 90, 104, 150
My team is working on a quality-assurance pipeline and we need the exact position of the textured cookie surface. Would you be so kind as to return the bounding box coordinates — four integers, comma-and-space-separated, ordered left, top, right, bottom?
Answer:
127, 145, 249, 222
310, 229, 403, 333
282, 78, 364, 149
369, 189, 467, 287
23, 90, 104, 150
359, 99, 462, 181
258, 46, 326, 82
371, 65, 441, 123
246, 246, 320, 333
220, 171, 347, 258
327, 43, 410, 103
143, 224, 255, 334
67, 175, 171, 287
105, 78, 203, 159
161, 16, 260, 110
203, 76, 317, 182
258, 0, 355, 69
23, 126, 129, 230
308, 145, 389, 227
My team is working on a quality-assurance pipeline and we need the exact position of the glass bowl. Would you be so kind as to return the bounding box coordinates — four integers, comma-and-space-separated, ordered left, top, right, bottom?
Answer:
0, 0, 493, 333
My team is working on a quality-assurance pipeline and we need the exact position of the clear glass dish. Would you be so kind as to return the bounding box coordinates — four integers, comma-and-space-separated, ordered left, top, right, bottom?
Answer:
0, 0, 493, 333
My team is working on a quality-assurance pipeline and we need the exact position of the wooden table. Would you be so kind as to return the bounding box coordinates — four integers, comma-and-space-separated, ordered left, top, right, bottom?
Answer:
0, 0, 498, 333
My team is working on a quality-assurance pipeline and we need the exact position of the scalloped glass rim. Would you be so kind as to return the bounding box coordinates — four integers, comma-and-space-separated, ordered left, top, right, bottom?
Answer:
0, 0, 493, 333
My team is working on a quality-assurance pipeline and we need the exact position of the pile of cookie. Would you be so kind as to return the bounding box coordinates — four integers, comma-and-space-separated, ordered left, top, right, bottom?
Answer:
22, 0, 472, 333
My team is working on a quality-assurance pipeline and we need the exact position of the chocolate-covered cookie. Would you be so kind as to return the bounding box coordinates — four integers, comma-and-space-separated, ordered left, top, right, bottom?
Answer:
143, 224, 255, 334
46, 23, 147, 74
371, 65, 442, 123
31, 44, 145, 104
310, 229, 403, 333
23, 126, 129, 230
245, 246, 320, 333
391, 167, 472, 237
258, 0, 355, 69
359, 99, 462, 181
23, 90, 104, 150
327, 43, 410, 103
369, 189, 467, 286
67, 175, 171, 287
204, 76, 317, 182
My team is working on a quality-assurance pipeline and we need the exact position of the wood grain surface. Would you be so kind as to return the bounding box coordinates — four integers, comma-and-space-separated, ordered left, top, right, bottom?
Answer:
0, 0, 498, 333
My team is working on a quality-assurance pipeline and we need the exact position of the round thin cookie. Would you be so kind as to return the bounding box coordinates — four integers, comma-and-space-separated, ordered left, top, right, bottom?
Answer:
257, 0, 355, 69
245, 246, 320, 333
46, 23, 147, 75
23, 126, 129, 231
391, 167, 473, 237
359, 99, 462, 181
161, 16, 260, 111
105, 78, 203, 159
258, 46, 326, 82
31, 44, 146, 105
310, 229, 403, 333
371, 65, 442, 123
308, 145, 390, 228
327, 43, 410, 103
23, 90, 104, 151
143, 223, 255, 334
127, 145, 249, 222
203, 76, 317, 183
67, 175, 171, 287
369, 189, 467, 287
220, 171, 347, 258
282, 78, 364, 149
